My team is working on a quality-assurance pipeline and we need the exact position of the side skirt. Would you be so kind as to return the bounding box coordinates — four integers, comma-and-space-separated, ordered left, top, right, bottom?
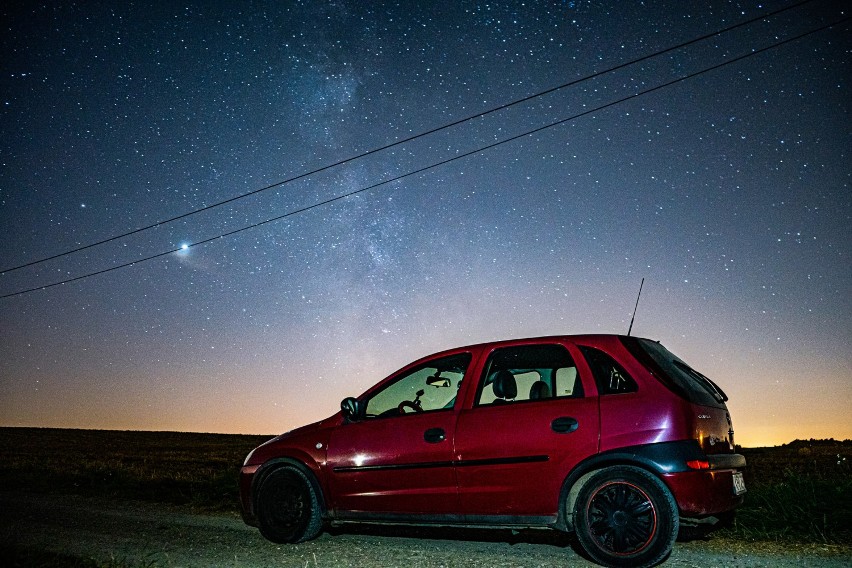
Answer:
330, 511, 558, 530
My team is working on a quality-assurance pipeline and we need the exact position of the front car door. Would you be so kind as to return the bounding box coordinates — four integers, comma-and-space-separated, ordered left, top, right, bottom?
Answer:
326, 351, 473, 518
453, 341, 599, 522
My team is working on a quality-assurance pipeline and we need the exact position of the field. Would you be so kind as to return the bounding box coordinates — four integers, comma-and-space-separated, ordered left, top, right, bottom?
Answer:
0, 428, 269, 512
1, 428, 850, 548
726, 439, 852, 544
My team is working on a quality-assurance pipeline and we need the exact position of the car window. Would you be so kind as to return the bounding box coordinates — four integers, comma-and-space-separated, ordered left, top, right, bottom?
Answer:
620, 337, 726, 407
475, 344, 582, 405
364, 353, 471, 418
579, 346, 638, 395
555, 366, 582, 397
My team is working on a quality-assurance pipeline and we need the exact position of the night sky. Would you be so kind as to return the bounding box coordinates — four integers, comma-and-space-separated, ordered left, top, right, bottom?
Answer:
1, 1, 849, 447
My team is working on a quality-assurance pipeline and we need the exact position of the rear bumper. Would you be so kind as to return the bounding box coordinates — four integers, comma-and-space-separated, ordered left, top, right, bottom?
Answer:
707, 452, 746, 470
663, 467, 745, 517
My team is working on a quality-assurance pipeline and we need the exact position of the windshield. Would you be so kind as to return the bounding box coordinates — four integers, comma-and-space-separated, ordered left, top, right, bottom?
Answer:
621, 337, 727, 407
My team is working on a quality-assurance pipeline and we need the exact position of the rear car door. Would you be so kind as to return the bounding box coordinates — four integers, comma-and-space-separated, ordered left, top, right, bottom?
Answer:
453, 342, 599, 520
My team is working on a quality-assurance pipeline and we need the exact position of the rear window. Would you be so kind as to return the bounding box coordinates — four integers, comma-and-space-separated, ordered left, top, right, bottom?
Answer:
621, 337, 727, 408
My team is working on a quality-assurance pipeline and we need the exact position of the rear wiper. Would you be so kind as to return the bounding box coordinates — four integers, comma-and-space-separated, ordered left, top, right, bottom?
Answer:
674, 361, 728, 403
699, 373, 728, 402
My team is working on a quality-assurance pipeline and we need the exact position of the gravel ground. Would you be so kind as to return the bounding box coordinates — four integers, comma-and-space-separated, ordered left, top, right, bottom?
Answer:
1, 492, 849, 567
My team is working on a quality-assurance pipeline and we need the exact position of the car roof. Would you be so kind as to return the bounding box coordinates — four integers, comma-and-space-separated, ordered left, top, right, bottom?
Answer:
423, 333, 651, 359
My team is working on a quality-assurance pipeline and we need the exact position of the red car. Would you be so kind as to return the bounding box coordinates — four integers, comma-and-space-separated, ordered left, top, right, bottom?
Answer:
240, 334, 745, 567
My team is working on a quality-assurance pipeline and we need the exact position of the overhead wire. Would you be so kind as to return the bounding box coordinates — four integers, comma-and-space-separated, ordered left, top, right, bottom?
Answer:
0, 0, 821, 275
1, 15, 847, 301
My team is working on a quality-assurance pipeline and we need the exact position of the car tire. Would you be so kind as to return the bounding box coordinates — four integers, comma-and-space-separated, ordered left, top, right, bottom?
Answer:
256, 466, 323, 544
573, 466, 678, 568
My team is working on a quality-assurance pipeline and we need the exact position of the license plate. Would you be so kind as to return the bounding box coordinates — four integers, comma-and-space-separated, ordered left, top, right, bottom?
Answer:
733, 472, 747, 495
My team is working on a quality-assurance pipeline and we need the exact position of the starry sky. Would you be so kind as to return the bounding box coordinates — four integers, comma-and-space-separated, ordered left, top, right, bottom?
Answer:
1, 1, 849, 447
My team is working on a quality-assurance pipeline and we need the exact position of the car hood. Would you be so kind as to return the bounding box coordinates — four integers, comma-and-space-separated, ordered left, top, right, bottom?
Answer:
277, 419, 324, 441
275, 412, 341, 441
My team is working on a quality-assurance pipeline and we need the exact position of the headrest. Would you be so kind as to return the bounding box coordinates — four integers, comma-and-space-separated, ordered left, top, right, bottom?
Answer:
529, 380, 551, 399
492, 370, 517, 400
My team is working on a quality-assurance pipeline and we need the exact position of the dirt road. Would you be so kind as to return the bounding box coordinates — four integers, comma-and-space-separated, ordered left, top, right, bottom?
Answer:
1, 492, 848, 567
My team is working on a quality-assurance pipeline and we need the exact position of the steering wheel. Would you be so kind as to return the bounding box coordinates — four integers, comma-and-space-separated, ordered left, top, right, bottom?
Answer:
397, 401, 423, 413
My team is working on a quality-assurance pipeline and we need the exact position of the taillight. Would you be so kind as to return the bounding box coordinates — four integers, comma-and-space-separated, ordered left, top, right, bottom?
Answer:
686, 459, 710, 470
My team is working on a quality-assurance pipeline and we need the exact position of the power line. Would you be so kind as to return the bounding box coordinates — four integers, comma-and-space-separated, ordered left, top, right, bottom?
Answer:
2, 16, 846, 301
0, 0, 820, 275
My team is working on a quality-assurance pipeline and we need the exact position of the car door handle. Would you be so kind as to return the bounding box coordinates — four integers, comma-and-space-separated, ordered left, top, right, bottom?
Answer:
551, 417, 579, 433
424, 428, 446, 443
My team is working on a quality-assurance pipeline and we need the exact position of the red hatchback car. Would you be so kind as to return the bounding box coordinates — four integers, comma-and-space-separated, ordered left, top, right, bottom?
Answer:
240, 334, 746, 567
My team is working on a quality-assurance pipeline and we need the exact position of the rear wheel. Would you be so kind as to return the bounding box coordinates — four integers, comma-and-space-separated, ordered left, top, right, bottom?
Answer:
256, 466, 323, 544
573, 466, 678, 568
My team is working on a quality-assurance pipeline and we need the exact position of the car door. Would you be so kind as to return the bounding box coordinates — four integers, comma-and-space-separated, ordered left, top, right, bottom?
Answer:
453, 342, 599, 520
326, 352, 472, 518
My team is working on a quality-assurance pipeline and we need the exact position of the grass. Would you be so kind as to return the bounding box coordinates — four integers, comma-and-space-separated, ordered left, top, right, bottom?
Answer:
720, 440, 852, 544
1, 428, 850, 545
724, 473, 852, 543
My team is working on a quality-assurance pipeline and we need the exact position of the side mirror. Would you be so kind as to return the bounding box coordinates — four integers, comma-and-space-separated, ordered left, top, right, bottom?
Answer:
341, 397, 361, 421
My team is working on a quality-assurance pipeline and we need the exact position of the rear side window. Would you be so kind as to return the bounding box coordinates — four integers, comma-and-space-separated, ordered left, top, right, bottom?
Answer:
579, 346, 638, 395
476, 344, 583, 405
621, 337, 727, 407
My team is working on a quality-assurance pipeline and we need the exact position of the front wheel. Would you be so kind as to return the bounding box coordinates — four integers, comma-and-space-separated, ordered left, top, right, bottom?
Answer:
573, 466, 678, 568
256, 466, 323, 544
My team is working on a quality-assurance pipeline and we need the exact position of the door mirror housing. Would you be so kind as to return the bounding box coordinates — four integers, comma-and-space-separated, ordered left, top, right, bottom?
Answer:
341, 397, 362, 422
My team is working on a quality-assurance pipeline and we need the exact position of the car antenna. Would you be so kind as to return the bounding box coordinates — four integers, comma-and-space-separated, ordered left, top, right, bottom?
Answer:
627, 278, 645, 337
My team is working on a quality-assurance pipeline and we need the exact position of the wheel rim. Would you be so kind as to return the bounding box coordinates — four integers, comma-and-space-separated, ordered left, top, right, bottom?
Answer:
264, 473, 308, 533
586, 480, 657, 555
